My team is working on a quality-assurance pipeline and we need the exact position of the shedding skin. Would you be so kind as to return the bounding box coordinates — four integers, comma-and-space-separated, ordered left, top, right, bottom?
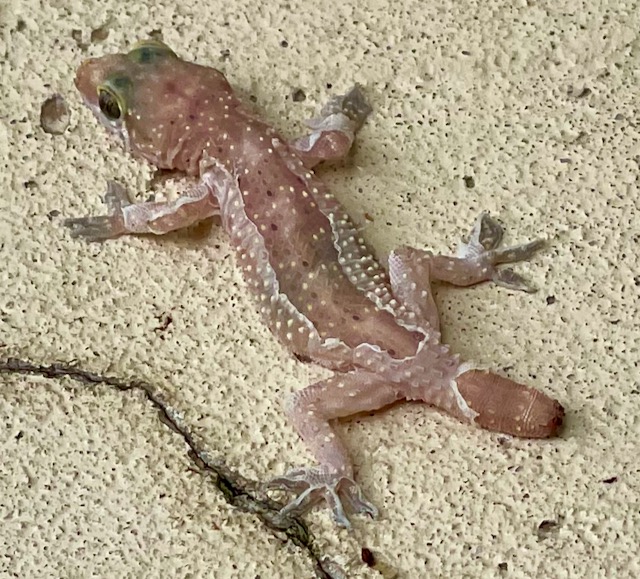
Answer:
67, 40, 564, 528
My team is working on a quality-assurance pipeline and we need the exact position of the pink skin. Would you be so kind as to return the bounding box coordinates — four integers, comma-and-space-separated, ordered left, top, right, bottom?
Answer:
68, 40, 563, 527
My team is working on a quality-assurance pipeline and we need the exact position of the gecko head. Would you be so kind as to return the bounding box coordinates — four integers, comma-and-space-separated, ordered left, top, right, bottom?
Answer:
74, 40, 184, 164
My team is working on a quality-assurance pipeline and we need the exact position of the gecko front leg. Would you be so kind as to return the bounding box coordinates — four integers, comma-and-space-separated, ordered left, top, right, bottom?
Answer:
289, 85, 372, 167
65, 179, 219, 241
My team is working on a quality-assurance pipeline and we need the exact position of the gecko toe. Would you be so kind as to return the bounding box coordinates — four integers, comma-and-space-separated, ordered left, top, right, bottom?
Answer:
317, 85, 372, 130
491, 238, 547, 264
457, 213, 546, 292
103, 180, 132, 212
492, 268, 538, 293
268, 466, 378, 527
64, 214, 125, 241
471, 212, 504, 251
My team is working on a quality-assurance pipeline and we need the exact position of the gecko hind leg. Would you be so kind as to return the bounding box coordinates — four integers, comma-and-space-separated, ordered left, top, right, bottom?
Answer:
289, 85, 372, 167
387, 213, 563, 438
269, 373, 402, 527
388, 213, 545, 318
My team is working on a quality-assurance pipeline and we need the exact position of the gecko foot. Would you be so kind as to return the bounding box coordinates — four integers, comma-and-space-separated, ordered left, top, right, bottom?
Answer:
309, 85, 373, 132
64, 181, 130, 241
268, 467, 378, 528
457, 213, 546, 292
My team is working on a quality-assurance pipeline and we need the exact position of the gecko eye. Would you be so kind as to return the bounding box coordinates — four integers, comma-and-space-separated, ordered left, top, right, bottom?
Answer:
97, 87, 123, 121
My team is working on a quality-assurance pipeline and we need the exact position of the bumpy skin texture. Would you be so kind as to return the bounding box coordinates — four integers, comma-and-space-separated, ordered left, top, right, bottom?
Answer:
68, 41, 564, 527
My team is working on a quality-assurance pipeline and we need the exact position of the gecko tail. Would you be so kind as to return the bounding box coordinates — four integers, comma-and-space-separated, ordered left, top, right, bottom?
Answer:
455, 370, 564, 438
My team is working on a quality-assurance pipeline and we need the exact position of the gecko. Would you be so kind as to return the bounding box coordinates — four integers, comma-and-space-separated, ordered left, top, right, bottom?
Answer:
66, 40, 564, 527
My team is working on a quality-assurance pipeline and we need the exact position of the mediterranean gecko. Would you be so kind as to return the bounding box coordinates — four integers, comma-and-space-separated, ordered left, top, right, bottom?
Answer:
67, 40, 564, 527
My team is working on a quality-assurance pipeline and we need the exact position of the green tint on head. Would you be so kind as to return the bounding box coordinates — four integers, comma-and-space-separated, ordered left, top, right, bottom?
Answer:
127, 39, 177, 64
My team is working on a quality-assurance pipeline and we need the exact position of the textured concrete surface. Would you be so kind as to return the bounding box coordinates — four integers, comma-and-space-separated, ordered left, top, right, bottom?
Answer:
1, 0, 639, 577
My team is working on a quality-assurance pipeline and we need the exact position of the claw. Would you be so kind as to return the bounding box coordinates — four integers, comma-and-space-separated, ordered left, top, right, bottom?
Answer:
268, 466, 378, 528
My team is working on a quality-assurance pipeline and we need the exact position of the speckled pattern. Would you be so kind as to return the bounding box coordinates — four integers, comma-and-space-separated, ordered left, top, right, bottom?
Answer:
1, 0, 639, 577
